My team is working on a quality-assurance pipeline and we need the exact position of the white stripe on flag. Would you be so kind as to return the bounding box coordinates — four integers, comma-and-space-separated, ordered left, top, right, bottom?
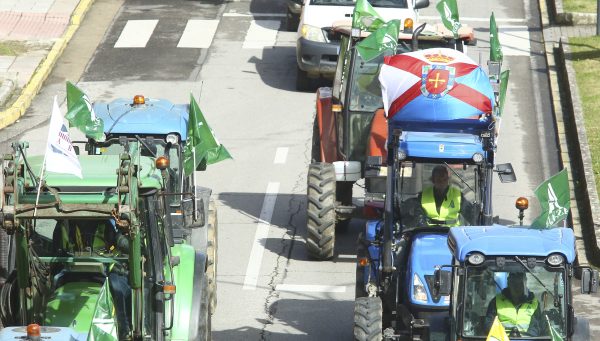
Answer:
379, 63, 420, 114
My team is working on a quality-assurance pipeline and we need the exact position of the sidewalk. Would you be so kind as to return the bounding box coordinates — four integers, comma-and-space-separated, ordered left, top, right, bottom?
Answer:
0, 0, 93, 128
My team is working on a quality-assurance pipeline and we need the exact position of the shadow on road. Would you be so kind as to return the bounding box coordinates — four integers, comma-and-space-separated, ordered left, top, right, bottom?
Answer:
212, 298, 354, 340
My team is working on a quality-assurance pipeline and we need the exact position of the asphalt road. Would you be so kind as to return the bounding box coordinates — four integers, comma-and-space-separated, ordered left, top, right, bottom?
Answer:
0, 0, 598, 339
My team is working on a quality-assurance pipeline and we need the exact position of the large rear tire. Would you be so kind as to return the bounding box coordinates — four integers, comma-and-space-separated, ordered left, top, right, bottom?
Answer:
354, 297, 383, 341
306, 162, 336, 260
207, 200, 218, 315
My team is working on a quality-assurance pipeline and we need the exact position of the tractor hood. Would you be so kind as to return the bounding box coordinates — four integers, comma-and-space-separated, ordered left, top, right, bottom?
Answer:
407, 232, 452, 307
94, 97, 189, 141
43, 280, 119, 340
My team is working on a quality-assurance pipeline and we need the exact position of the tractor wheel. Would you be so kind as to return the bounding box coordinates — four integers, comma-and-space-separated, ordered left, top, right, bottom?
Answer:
311, 116, 321, 163
296, 66, 311, 92
196, 274, 212, 341
207, 200, 218, 314
355, 235, 368, 299
286, 8, 299, 32
354, 297, 383, 341
306, 162, 336, 260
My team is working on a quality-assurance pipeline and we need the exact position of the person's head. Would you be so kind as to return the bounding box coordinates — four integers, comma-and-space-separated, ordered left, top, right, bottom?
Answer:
507, 272, 527, 301
431, 165, 450, 191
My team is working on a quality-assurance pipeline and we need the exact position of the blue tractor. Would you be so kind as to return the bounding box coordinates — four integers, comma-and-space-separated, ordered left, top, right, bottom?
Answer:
83, 95, 218, 313
431, 225, 598, 341
354, 48, 517, 340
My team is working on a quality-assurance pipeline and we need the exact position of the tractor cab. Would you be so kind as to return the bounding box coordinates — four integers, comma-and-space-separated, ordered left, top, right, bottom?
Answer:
434, 226, 599, 341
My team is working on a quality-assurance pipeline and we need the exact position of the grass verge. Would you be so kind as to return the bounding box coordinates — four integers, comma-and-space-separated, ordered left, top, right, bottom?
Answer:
562, 0, 596, 13
0, 41, 28, 56
570, 36, 600, 194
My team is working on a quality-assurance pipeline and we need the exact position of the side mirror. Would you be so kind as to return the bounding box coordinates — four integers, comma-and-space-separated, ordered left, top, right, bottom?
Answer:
414, 0, 430, 10
495, 163, 517, 183
433, 267, 452, 298
581, 268, 599, 294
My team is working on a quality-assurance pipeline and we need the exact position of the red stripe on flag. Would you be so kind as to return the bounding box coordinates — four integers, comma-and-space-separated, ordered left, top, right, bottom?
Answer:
448, 62, 478, 77
449, 84, 492, 114
385, 55, 427, 78
387, 82, 422, 119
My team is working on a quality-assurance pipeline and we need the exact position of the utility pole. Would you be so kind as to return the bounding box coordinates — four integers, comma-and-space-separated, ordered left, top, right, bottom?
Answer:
597, 0, 600, 35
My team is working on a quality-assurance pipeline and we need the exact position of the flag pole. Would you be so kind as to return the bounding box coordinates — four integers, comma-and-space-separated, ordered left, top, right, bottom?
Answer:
32, 153, 48, 220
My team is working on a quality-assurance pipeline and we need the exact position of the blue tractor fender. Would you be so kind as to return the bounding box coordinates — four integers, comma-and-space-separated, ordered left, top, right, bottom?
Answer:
406, 231, 453, 307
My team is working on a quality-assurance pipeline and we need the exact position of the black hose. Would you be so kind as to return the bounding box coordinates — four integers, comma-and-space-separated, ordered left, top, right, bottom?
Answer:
0, 271, 19, 327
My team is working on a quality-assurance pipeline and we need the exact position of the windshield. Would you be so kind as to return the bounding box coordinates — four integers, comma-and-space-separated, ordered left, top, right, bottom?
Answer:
394, 162, 482, 227
462, 260, 567, 339
310, 0, 408, 7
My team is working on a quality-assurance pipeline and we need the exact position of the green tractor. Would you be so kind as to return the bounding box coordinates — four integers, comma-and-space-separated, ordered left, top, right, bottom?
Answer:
0, 141, 211, 340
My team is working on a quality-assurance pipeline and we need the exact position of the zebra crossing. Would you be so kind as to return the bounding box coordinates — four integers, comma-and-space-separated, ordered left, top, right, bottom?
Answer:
112, 15, 283, 49
110, 14, 531, 57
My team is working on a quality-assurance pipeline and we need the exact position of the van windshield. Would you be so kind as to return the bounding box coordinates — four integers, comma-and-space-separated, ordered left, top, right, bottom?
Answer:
310, 0, 408, 8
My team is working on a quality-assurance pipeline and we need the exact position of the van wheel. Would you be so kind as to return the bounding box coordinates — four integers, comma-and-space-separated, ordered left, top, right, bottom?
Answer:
296, 66, 311, 92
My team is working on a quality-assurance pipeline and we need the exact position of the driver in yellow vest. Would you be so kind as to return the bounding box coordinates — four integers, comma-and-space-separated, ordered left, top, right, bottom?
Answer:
484, 272, 544, 337
418, 165, 465, 227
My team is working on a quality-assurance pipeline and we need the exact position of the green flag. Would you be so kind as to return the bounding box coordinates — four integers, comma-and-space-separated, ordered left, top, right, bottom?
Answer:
356, 20, 400, 62
490, 12, 503, 62
545, 315, 564, 341
183, 94, 232, 175
436, 0, 461, 38
65, 81, 104, 141
88, 280, 119, 340
352, 0, 385, 31
531, 169, 570, 228
497, 70, 510, 117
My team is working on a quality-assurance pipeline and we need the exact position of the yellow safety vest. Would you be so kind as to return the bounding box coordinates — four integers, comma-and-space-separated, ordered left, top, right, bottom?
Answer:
421, 186, 461, 226
61, 223, 106, 251
496, 293, 539, 333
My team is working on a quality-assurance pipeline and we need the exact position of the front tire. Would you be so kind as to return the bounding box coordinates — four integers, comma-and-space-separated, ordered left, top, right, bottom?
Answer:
306, 162, 336, 260
354, 297, 383, 341
196, 274, 212, 341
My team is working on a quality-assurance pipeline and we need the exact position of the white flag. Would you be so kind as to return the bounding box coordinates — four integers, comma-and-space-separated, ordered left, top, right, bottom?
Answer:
45, 96, 82, 178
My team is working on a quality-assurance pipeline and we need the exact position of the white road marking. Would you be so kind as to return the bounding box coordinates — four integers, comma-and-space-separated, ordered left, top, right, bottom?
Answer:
420, 16, 526, 23
337, 254, 356, 259
177, 20, 219, 48
273, 147, 288, 164
242, 20, 280, 49
499, 26, 531, 56
224, 12, 286, 18
275, 284, 347, 293
243, 182, 280, 290
114, 20, 158, 48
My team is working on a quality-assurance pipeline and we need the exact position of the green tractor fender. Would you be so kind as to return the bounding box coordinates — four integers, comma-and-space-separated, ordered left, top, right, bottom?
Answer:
170, 244, 210, 341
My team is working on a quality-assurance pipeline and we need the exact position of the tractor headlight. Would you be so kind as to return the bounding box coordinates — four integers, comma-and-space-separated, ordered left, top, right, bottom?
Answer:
467, 252, 485, 265
472, 153, 484, 163
412, 274, 428, 303
301, 24, 326, 42
166, 134, 179, 144
547, 253, 564, 266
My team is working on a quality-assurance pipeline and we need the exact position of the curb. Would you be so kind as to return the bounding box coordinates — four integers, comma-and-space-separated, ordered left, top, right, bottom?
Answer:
0, 0, 96, 130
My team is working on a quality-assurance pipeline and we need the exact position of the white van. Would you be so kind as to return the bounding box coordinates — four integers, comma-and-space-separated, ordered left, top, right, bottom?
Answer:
296, 0, 430, 91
